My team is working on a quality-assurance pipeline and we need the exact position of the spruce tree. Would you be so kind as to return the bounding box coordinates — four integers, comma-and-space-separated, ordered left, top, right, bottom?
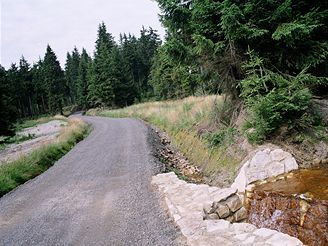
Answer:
65, 47, 80, 104
43, 45, 66, 114
0, 65, 16, 136
77, 48, 91, 109
92, 23, 116, 106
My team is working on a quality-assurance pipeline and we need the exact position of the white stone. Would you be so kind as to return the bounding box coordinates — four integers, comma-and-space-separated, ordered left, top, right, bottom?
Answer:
231, 162, 248, 193
233, 233, 250, 241
209, 186, 220, 194
283, 157, 298, 172
232, 223, 257, 233
265, 161, 285, 177
266, 233, 303, 246
242, 235, 256, 245
253, 228, 277, 238
271, 149, 289, 161
210, 187, 237, 202
206, 220, 230, 233
231, 147, 298, 192
250, 151, 271, 167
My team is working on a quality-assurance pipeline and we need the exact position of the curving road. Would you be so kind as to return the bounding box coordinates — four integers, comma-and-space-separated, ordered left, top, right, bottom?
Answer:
0, 116, 182, 246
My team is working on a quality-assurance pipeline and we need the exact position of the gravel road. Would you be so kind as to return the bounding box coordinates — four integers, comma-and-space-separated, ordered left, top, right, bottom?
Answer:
0, 116, 182, 246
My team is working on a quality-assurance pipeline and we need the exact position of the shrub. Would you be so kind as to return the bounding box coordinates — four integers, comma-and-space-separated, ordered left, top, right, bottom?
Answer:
241, 50, 314, 143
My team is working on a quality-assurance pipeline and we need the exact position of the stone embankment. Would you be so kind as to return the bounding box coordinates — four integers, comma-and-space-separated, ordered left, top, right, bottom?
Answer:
231, 147, 298, 193
152, 172, 303, 246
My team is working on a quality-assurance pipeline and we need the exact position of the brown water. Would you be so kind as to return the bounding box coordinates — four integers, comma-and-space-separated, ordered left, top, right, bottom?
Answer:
247, 169, 328, 246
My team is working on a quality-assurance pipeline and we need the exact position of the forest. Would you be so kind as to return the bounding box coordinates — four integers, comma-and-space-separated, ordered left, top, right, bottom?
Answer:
1, 0, 327, 142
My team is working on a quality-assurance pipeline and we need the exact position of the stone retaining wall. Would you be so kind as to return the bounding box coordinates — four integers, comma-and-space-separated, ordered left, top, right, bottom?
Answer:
152, 172, 303, 246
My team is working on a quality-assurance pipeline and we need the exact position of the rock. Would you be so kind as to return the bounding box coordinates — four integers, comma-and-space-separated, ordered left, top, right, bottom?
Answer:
232, 223, 257, 233
225, 215, 235, 223
203, 202, 216, 214
211, 187, 237, 203
283, 157, 298, 172
265, 232, 303, 245
234, 207, 248, 222
224, 195, 242, 212
233, 233, 249, 241
216, 204, 230, 219
231, 163, 248, 193
206, 220, 230, 233
253, 228, 276, 238
242, 235, 255, 245
271, 149, 289, 161
231, 147, 298, 192
207, 213, 219, 220
313, 158, 321, 165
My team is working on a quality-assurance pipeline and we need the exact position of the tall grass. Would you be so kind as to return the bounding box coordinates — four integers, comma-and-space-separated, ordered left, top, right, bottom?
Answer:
0, 118, 89, 197
88, 96, 240, 186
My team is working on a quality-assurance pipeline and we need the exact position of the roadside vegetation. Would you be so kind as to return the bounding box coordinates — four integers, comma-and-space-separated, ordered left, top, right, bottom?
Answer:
0, 118, 89, 197
88, 96, 242, 186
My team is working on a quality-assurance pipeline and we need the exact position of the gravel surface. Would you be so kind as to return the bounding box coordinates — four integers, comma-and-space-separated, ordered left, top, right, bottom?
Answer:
0, 116, 182, 246
0, 120, 67, 164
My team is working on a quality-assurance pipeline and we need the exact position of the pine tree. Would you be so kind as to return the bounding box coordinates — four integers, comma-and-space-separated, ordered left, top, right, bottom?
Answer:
77, 48, 91, 109
112, 45, 136, 107
0, 65, 16, 136
65, 47, 80, 104
31, 60, 48, 114
43, 45, 66, 114
18, 57, 34, 116
92, 23, 116, 106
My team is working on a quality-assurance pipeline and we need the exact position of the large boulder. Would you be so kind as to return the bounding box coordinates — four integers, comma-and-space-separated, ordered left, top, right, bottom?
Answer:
231, 147, 298, 192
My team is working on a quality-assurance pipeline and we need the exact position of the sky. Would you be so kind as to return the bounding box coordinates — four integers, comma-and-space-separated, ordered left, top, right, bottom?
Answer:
0, 0, 165, 69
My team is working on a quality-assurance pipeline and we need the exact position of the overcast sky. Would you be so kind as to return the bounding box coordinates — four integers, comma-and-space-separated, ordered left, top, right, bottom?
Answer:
0, 0, 165, 69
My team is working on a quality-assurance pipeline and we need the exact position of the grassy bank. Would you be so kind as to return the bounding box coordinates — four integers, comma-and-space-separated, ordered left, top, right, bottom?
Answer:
0, 118, 90, 197
88, 96, 242, 186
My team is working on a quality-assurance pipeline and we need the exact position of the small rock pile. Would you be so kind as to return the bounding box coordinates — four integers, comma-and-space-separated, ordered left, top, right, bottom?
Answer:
154, 128, 203, 182
204, 193, 248, 223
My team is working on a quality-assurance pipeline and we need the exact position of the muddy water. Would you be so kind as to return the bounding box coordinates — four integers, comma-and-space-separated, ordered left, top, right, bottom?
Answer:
247, 169, 328, 246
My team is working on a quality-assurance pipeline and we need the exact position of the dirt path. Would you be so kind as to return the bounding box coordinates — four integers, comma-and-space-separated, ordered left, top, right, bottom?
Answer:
0, 116, 181, 245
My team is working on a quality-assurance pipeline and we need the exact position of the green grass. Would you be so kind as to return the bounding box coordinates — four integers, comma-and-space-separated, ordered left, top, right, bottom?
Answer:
0, 119, 90, 197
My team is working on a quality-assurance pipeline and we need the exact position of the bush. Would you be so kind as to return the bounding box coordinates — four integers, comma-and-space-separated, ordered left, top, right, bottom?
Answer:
241, 50, 314, 143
